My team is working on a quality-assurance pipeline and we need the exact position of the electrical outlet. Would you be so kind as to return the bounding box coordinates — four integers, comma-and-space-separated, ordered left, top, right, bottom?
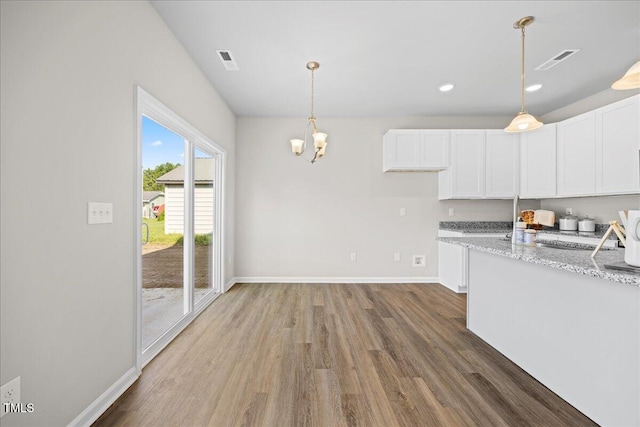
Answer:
400, 208, 406, 216
412, 255, 426, 267
88, 202, 113, 225
566, 208, 572, 216
449, 208, 455, 217
394, 253, 401, 262
350, 252, 357, 262
1, 376, 20, 418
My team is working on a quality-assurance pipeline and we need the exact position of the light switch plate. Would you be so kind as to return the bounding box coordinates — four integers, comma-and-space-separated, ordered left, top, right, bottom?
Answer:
88, 202, 113, 225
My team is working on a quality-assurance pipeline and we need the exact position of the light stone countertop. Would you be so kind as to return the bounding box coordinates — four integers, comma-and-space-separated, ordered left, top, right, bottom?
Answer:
438, 236, 640, 287
439, 221, 615, 240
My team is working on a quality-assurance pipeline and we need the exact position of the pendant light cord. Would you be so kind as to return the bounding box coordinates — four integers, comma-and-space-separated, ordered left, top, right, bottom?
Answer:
309, 68, 316, 132
520, 25, 526, 113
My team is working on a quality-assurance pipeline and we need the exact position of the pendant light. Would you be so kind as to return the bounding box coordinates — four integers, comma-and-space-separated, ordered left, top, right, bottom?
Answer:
612, 60, 640, 90
290, 61, 327, 164
505, 16, 543, 133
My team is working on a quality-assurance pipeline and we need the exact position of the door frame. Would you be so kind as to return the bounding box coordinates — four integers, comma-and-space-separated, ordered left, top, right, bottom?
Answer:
134, 86, 225, 372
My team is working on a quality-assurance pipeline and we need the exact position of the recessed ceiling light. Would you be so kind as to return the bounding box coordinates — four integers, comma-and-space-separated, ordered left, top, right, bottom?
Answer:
526, 83, 543, 92
439, 83, 455, 92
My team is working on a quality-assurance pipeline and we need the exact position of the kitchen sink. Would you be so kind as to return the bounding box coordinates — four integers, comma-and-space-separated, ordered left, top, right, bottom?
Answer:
499, 237, 613, 251
535, 242, 587, 251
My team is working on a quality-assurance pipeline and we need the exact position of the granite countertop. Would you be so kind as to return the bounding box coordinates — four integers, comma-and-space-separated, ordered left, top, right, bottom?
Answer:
438, 236, 640, 287
439, 221, 616, 240
439, 221, 512, 234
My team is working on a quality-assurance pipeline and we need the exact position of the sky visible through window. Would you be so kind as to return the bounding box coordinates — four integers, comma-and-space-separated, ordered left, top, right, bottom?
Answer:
142, 116, 185, 169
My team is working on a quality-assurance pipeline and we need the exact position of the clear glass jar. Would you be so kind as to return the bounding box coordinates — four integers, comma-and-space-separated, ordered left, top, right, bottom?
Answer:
524, 229, 537, 246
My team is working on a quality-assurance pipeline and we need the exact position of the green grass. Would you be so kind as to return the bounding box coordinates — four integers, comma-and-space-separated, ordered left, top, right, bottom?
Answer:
142, 218, 211, 246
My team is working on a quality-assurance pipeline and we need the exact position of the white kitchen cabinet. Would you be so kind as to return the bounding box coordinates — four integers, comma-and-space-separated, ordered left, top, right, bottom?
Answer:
439, 130, 518, 199
595, 95, 640, 195
438, 229, 507, 293
485, 131, 519, 198
382, 129, 449, 171
520, 124, 557, 199
439, 130, 485, 199
557, 111, 597, 197
439, 240, 468, 293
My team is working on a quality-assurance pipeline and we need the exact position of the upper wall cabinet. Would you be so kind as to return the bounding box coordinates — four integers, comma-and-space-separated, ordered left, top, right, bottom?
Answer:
595, 95, 640, 195
485, 131, 519, 198
439, 130, 518, 200
382, 129, 449, 171
557, 111, 597, 197
520, 124, 557, 199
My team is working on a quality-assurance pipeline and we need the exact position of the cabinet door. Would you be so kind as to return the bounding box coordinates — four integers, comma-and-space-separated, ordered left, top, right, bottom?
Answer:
382, 130, 420, 171
596, 95, 640, 195
557, 111, 596, 196
438, 241, 467, 293
450, 131, 485, 198
485, 131, 519, 198
419, 130, 450, 169
520, 124, 557, 198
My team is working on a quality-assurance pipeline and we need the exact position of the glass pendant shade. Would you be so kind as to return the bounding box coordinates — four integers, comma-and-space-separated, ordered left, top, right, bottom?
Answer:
317, 143, 327, 158
612, 61, 640, 90
505, 112, 543, 133
290, 138, 304, 155
313, 132, 327, 149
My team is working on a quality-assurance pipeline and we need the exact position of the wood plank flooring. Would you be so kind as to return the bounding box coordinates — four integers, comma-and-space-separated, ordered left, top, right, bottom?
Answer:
94, 283, 597, 426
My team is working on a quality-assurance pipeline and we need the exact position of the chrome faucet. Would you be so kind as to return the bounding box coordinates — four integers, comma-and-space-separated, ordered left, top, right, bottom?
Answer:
512, 194, 520, 245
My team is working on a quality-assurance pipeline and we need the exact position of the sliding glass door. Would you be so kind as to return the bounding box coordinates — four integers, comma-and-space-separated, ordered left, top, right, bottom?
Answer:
141, 117, 187, 350
136, 87, 225, 368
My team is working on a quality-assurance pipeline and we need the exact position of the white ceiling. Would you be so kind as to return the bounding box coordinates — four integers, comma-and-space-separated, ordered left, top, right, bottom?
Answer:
150, 1, 640, 117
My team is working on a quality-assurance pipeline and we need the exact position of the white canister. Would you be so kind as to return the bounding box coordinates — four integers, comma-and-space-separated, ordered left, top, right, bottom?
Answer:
559, 215, 578, 231
578, 216, 596, 232
625, 210, 640, 267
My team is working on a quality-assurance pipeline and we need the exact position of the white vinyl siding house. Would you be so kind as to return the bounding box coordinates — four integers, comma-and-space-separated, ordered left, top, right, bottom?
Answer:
156, 158, 214, 234
142, 191, 165, 219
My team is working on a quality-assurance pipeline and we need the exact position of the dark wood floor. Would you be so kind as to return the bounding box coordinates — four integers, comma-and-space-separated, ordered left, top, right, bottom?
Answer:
95, 283, 597, 426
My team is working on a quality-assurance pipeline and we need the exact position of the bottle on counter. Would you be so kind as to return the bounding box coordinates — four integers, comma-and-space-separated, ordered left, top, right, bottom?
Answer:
524, 229, 537, 246
515, 217, 527, 245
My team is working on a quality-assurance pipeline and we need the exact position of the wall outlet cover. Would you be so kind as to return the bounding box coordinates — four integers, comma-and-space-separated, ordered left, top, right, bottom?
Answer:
1, 376, 20, 418
412, 255, 426, 267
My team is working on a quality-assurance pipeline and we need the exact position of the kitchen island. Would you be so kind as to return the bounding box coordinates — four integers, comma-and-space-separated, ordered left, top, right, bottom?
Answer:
439, 237, 639, 427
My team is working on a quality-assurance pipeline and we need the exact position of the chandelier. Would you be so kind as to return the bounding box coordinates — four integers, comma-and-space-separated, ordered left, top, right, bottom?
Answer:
505, 16, 543, 133
290, 61, 327, 163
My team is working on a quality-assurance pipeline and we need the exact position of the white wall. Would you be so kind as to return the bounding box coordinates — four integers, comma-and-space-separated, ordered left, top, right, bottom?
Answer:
541, 195, 639, 224
235, 116, 537, 280
0, 1, 235, 426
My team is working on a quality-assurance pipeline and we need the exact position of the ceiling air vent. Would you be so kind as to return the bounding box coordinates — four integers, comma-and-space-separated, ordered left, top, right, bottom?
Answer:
216, 50, 239, 71
534, 49, 581, 71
